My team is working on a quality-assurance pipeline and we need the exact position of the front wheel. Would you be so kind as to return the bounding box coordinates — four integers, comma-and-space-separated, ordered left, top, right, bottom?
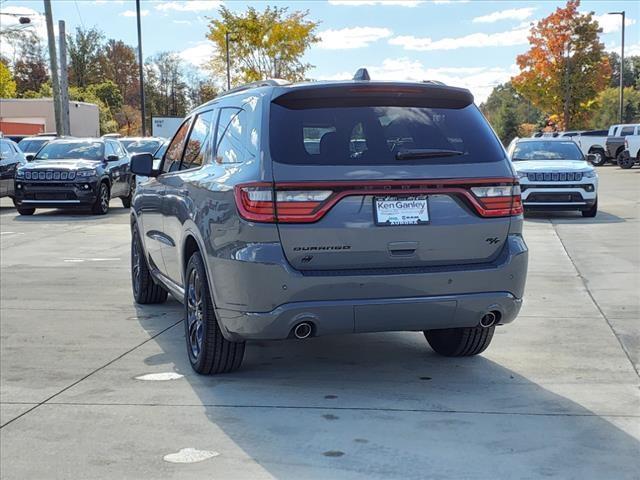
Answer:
618, 154, 635, 169
184, 251, 245, 374
582, 199, 598, 218
92, 182, 110, 215
17, 205, 35, 216
424, 326, 495, 357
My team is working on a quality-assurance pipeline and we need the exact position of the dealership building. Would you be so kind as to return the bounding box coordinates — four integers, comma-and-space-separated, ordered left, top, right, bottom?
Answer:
0, 98, 99, 137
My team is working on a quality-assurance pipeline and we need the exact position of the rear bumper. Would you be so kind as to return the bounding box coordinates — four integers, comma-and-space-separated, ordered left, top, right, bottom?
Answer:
218, 291, 522, 341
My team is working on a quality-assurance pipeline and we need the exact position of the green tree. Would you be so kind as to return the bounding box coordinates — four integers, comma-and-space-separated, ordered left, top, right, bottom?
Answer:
494, 102, 520, 146
481, 82, 542, 127
606, 52, 639, 89
206, 5, 319, 86
0, 61, 17, 98
68, 86, 117, 134
88, 80, 123, 111
67, 26, 105, 88
590, 87, 640, 128
144, 52, 189, 119
512, 0, 611, 129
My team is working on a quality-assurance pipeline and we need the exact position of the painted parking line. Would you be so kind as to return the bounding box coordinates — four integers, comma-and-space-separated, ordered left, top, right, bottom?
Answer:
135, 372, 184, 381
63, 258, 121, 263
163, 448, 220, 464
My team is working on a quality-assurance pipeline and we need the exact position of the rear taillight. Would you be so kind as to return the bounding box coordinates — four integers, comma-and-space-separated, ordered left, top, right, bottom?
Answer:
470, 184, 523, 217
235, 178, 523, 223
235, 183, 334, 223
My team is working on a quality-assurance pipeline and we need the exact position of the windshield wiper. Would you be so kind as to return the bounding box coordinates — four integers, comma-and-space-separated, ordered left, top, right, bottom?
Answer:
395, 149, 464, 160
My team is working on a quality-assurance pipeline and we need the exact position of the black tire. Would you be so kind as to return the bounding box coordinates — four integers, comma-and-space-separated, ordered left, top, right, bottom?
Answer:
618, 154, 634, 169
424, 326, 495, 357
582, 198, 598, 218
16, 206, 35, 216
589, 147, 607, 166
121, 178, 135, 208
131, 224, 168, 304
184, 251, 245, 374
92, 182, 110, 215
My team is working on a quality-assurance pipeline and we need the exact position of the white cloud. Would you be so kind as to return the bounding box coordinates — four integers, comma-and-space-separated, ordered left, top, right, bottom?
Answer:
0, 6, 50, 60
389, 26, 530, 51
591, 13, 635, 34
472, 7, 535, 24
181, 41, 216, 69
317, 58, 516, 103
626, 43, 640, 56
328, 1, 424, 7
120, 9, 149, 17
155, 1, 223, 13
318, 27, 392, 49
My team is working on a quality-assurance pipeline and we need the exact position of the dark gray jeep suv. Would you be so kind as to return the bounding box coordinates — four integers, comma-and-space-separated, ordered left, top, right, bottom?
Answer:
130, 72, 528, 374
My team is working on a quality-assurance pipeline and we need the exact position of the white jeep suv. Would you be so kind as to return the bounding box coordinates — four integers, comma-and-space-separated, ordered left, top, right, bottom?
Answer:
507, 138, 598, 217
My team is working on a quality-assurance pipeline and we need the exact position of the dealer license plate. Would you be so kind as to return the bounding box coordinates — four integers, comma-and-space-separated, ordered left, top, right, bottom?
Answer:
374, 196, 429, 226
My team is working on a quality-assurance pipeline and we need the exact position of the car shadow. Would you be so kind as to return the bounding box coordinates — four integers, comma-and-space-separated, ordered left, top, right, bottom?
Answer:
134, 303, 640, 478
524, 210, 626, 224
8, 204, 130, 222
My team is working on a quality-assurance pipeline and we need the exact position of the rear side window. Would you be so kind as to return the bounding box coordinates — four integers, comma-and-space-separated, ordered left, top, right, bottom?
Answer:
215, 107, 252, 164
620, 126, 635, 136
270, 103, 504, 165
182, 110, 214, 170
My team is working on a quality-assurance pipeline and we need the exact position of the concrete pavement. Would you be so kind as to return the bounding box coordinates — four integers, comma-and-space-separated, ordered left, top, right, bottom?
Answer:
1, 166, 638, 479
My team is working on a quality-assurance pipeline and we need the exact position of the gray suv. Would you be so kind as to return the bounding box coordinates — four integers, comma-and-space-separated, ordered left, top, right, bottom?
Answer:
129, 72, 528, 374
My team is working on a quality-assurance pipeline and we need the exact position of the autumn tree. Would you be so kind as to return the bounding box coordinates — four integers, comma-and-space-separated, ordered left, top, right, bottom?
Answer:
512, 0, 610, 129
67, 26, 105, 88
590, 87, 640, 128
206, 5, 318, 86
13, 31, 49, 96
100, 39, 140, 106
0, 61, 17, 98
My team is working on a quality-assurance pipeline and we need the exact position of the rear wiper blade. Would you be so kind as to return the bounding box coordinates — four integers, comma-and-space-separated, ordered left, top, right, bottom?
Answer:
395, 149, 464, 160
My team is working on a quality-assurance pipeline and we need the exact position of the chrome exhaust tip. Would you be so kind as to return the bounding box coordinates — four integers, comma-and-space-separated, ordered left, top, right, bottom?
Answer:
480, 311, 497, 328
293, 322, 313, 339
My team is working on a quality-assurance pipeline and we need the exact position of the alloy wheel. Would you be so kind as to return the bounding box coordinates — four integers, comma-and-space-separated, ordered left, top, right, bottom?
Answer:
186, 268, 204, 359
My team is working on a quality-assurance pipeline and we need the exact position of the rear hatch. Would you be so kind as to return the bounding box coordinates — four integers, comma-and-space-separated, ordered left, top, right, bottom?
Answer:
241, 83, 520, 271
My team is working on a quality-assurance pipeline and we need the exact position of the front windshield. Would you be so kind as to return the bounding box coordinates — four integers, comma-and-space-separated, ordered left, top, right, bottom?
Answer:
512, 141, 584, 161
35, 141, 104, 161
122, 139, 162, 154
18, 139, 49, 153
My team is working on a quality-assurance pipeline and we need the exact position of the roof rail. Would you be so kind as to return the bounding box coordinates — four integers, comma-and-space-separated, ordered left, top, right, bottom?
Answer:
218, 79, 290, 98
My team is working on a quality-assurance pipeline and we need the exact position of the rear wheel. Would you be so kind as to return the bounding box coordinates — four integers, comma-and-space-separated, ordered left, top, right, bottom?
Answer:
582, 198, 598, 218
618, 154, 635, 169
589, 148, 607, 166
184, 251, 245, 374
424, 326, 495, 357
92, 182, 110, 215
16, 206, 35, 216
131, 225, 168, 304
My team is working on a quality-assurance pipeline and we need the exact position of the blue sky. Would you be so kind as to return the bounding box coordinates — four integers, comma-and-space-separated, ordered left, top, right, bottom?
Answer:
1, 0, 637, 102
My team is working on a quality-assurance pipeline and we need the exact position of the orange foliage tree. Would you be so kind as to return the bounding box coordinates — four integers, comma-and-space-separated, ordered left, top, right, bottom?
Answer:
512, 0, 611, 129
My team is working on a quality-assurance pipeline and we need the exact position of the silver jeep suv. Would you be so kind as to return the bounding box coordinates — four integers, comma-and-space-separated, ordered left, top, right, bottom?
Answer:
129, 72, 528, 374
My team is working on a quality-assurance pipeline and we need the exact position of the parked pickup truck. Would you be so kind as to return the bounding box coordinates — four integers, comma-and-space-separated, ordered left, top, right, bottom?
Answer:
605, 124, 640, 165
618, 135, 640, 169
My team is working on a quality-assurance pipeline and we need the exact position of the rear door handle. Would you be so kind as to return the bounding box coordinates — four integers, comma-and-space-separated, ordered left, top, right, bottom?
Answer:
388, 241, 418, 256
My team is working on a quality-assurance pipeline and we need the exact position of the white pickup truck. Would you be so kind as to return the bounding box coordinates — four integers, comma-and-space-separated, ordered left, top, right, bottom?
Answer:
572, 124, 640, 166
619, 135, 640, 169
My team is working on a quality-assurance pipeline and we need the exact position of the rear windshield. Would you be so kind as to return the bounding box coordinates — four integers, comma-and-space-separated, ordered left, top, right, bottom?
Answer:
512, 141, 584, 161
269, 103, 504, 165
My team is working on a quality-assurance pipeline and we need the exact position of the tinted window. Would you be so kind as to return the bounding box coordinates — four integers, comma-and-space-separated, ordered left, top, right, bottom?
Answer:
620, 127, 634, 136
270, 104, 504, 165
182, 110, 214, 170
163, 119, 192, 173
215, 108, 252, 164
105, 142, 117, 157
1, 141, 12, 157
512, 141, 584, 161
35, 141, 104, 161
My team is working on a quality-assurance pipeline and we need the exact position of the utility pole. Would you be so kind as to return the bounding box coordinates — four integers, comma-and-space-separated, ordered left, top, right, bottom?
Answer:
225, 31, 231, 90
608, 11, 625, 122
43, 0, 62, 135
136, 0, 147, 136
58, 20, 70, 136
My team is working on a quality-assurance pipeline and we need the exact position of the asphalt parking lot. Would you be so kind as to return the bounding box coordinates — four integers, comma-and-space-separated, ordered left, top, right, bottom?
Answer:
1, 166, 638, 479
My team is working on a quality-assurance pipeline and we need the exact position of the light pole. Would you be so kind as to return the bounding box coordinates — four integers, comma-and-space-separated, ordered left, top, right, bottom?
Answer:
608, 11, 625, 123
136, 0, 146, 136
225, 31, 232, 90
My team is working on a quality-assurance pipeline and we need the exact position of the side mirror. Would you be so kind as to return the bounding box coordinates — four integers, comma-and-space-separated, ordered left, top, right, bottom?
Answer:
26, 154, 34, 161
106, 155, 119, 162
586, 154, 596, 164
130, 153, 157, 177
